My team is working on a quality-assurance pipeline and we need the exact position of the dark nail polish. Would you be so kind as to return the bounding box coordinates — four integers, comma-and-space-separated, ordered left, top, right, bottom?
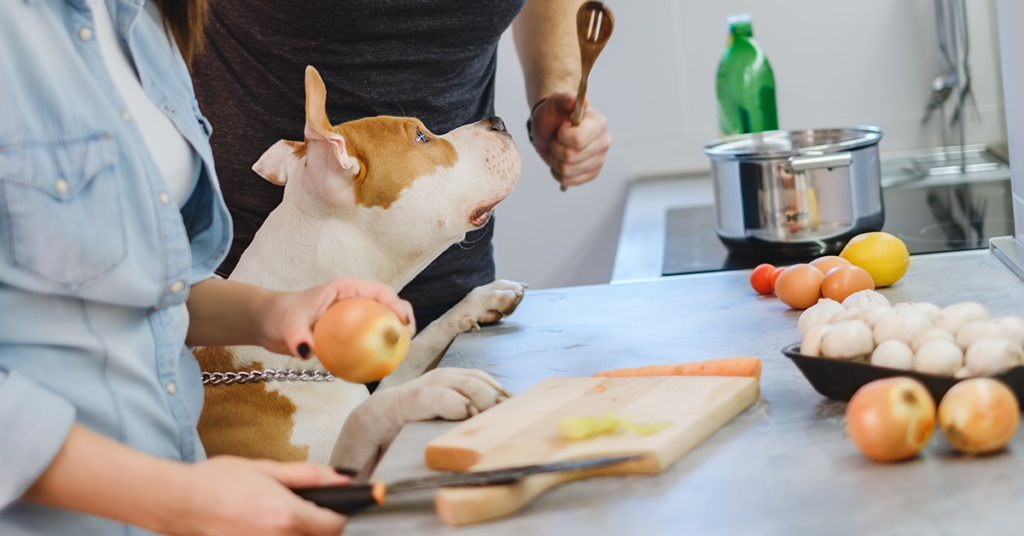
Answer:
334, 467, 358, 477
298, 343, 310, 359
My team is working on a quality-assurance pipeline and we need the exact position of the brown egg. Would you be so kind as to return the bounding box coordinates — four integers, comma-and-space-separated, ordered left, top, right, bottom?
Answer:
810, 255, 852, 275
821, 265, 875, 303
775, 264, 824, 309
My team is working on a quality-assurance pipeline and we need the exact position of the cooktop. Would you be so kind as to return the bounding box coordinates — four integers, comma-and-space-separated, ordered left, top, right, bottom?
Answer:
663, 170, 1013, 276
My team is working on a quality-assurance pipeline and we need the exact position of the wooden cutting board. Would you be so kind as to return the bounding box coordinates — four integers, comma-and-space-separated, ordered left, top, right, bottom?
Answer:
424, 375, 760, 526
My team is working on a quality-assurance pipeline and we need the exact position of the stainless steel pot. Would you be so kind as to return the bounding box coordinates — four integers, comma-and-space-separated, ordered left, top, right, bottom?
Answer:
704, 127, 884, 258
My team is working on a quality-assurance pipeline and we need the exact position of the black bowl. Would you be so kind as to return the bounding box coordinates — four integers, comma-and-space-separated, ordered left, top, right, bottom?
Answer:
781, 342, 1024, 407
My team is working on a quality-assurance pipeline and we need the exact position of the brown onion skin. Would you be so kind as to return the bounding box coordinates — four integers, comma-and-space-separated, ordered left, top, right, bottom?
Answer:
938, 378, 1020, 455
846, 377, 936, 462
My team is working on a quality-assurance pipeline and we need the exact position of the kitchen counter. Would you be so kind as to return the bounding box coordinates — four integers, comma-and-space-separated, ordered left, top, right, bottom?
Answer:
348, 249, 1024, 536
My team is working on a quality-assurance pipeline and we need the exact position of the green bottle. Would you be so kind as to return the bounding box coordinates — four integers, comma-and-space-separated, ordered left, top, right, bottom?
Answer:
716, 14, 779, 136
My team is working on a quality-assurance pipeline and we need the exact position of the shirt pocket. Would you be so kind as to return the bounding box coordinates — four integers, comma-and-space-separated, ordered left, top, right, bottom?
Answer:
0, 133, 127, 288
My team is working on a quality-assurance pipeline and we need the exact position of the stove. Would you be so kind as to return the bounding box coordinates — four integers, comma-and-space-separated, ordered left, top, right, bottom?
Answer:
662, 145, 1012, 276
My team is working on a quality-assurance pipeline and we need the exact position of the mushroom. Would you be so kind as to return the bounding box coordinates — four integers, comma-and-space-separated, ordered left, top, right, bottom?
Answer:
821, 321, 874, 360
800, 325, 830, 357
964, 339, 1024, 375
992, 316, 1024, 345
828, 308, 861, 325
912, 340, 963, 376
842, 290, 891, 312
893, 302, 942, 322
933, 302, 990, 336
871, 340, 914, 370
873, 309, 932, 346
954, 321, 1015, 351
798, 298, 846, 336
856, 306, 893, 329
910, 328, 955, 353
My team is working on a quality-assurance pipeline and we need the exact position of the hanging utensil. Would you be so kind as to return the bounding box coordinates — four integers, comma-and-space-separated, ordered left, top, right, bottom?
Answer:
562, 1, 614, 191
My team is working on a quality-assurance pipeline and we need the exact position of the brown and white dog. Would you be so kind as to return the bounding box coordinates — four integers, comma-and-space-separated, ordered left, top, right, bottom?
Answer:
195, 66, 524, 476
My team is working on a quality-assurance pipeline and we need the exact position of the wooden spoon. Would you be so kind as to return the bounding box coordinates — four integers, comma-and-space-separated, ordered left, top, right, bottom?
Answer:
563, 1, 614, 191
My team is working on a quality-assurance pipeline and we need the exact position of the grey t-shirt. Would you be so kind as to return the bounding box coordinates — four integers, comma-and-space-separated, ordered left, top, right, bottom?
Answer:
192, 0, 526, 307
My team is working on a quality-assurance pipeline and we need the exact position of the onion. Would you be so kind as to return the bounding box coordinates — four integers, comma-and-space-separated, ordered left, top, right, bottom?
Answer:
846, 377, 936, 462
938, 378, 1020, 455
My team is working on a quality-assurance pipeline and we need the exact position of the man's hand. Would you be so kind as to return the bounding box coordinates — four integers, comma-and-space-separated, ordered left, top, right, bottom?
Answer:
528, 92, 611, 188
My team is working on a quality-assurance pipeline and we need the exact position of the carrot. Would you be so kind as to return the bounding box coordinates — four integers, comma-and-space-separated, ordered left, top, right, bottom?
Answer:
593, 357, 761, 381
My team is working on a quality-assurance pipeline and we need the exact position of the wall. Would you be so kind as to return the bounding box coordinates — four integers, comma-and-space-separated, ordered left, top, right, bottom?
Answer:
492, 0, 1005, 289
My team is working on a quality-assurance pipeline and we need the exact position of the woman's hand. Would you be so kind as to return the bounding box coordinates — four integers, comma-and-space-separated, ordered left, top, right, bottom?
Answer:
169, 457, 350, 536
528, 92, 612, 188
256, 277, 416, 359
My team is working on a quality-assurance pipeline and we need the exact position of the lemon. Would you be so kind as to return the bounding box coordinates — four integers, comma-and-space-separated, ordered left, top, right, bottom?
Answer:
839, 232, 910, 287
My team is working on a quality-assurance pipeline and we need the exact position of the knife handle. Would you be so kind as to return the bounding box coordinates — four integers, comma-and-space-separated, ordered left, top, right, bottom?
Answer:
292, 483, 386, 515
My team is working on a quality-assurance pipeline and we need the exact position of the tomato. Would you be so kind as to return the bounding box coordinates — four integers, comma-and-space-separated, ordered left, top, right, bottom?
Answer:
770, 266, 786, 292
750, 263, 776, 295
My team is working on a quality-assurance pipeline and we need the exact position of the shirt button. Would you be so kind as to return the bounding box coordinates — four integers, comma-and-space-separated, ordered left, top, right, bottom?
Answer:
54, 178, 70, 194
166, 382, 177, 395
159, 192, 171, 205
121, 110, 132, 122
164, 104, 176, 114
170, 280, 185, 294
79, 27, 93, 41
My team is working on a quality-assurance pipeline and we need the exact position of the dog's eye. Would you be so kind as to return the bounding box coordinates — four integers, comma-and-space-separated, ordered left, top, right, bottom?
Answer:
415, 130, 427, 143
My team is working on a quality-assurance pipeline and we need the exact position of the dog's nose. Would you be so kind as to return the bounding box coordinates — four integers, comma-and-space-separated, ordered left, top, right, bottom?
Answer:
487, 116, 507, 133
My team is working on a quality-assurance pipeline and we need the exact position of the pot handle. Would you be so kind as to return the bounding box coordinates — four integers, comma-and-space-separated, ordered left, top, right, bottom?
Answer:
789, 152, 852, 172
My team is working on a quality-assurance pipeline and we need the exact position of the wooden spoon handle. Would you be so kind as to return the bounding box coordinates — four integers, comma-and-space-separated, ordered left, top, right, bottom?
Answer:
571, 77, 588, 127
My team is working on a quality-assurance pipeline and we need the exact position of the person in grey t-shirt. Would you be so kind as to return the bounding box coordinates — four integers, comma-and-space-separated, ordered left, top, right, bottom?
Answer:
192, 0, 613, 329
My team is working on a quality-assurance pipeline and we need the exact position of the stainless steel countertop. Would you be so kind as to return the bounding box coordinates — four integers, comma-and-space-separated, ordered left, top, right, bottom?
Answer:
348, 250, 1024, 536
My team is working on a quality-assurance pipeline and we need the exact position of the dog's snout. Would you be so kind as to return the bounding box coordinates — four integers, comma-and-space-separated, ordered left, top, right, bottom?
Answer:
487, 116, 507, 133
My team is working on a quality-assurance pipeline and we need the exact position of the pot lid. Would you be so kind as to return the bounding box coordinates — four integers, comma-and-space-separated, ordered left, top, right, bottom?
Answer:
704, 127, 883, 160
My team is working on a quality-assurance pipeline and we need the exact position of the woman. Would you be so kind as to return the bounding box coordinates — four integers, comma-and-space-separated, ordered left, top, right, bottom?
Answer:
0, 0, 410, 534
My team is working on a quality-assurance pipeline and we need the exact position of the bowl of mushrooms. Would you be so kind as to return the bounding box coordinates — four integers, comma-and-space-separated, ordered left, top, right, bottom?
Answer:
783, 290, 1024, 406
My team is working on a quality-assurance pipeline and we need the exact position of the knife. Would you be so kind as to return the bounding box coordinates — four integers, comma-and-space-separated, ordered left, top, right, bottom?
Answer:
293, 454, 643, 515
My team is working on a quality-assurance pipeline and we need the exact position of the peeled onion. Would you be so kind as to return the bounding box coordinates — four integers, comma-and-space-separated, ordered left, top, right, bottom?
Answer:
938, 378, 1020, 455
846, 377, 936, 462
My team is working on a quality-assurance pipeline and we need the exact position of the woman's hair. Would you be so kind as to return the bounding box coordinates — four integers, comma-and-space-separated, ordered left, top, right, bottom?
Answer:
153, 0, 209, 67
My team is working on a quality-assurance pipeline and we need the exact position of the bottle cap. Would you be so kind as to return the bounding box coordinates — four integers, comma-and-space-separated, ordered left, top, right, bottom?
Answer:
727, 13, 753, 36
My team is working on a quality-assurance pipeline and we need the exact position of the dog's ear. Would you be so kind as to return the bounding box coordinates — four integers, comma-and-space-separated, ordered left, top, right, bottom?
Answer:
252, 140, 305, 186
304, 66, 359, 172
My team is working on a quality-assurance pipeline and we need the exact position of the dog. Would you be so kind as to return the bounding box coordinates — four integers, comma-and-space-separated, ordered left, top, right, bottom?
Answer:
195, 66, 525, 476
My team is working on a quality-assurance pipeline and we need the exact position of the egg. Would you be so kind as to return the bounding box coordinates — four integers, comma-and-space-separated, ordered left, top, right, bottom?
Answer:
775, 264, 824, 309
809, 255, 852, 275
821, 265, 875, 303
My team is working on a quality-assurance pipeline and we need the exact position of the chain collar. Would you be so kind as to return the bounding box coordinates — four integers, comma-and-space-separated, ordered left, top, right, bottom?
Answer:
202, 369, 336, 385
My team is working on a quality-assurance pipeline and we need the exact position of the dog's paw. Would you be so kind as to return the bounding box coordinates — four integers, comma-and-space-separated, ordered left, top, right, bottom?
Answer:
402, 368, 510, 422
454, 280, 527, 330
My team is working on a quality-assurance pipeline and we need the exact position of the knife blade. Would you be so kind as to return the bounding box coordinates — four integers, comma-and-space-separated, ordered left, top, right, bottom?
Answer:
293, 454, 643, 515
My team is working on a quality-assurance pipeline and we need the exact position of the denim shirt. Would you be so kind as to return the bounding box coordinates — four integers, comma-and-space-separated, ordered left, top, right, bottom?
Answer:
0, 0, 231, 533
